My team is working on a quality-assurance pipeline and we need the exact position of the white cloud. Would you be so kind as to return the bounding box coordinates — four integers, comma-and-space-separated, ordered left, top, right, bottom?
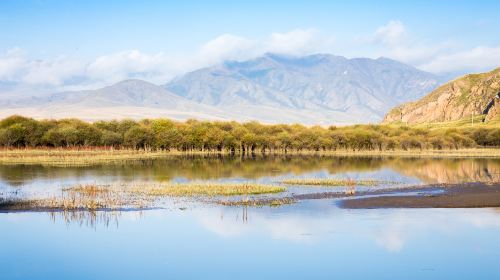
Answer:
0, 48, 85, 87
22, 56, 85, 86
266, 29, 332, 55
86, 50, 169, 83
373, 20, 407, 45
418, 46, 500, 74
0, 48, 26, 81
0, 29, 336, 92
199, 34, 257, 64
1, 24, 500, 92
368, 21, 500, 74
197, 29, 334, 64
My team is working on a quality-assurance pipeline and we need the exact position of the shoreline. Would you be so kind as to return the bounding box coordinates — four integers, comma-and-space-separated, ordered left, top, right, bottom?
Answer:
339, 182, 500, 209
2, 182, 500, 212
1, 148, 500, 166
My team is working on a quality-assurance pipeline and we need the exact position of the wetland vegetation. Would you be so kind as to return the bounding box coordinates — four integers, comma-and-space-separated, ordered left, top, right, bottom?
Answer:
281, 178, 397, 186
0, 115, 499, 157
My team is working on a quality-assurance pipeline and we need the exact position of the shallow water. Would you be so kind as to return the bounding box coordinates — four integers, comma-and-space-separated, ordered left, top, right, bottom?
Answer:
1, 156, 500, 279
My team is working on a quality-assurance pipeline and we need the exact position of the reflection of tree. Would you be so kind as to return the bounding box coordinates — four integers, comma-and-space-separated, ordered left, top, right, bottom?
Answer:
1, 156, 500, 186
0, 155, 386, 186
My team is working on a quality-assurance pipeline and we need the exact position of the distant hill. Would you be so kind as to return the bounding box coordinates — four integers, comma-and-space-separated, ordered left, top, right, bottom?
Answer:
0, 80, 232, 121
0, 54, 441, 124
383, 67, 500, 124
166, 53, 440, 124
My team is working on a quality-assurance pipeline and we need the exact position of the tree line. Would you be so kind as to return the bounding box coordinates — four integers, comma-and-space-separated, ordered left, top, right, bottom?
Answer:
0, 115, 498, 152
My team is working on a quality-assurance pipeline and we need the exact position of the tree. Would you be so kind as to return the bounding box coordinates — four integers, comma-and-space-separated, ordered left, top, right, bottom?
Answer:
124, 126, 153, 149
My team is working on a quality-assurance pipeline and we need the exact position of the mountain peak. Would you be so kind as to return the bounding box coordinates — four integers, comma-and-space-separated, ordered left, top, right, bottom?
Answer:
112, 79, 156, 87
165, 53, 440, 124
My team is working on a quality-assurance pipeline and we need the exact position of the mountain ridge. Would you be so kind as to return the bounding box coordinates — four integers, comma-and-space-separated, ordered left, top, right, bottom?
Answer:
165, 53, 440, 124
0, 53, 442, 124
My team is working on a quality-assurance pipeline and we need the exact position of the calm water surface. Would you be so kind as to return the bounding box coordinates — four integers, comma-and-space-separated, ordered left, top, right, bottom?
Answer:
1, 156, 500, 279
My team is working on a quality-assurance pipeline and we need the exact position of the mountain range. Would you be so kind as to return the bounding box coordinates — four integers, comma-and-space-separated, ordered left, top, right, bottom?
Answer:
0, 53, 442, 125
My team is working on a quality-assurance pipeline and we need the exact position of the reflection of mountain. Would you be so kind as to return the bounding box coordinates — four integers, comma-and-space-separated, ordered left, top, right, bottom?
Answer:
0, 156, 386, 186
390, 158, 500, 183
0, 156, 499, 187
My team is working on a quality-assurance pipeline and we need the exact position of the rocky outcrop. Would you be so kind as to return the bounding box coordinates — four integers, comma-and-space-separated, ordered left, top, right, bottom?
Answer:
383, 67, 500, 124
484, 94, 500, 122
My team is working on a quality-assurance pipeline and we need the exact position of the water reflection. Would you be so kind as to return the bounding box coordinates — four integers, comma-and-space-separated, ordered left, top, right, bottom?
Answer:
1, 156, 499, 187
1, 204, 500, 279
47, 210, 127, 229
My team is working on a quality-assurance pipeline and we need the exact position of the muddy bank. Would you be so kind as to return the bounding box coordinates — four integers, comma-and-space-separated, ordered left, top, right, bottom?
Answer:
340, 182, 500, 208
2, 182, 499, 212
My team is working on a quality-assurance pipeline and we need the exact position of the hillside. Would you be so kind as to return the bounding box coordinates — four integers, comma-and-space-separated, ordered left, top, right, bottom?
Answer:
383, 67, 500, 124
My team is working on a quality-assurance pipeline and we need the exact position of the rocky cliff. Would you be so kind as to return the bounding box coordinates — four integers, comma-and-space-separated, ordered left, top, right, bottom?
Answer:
383, 67, 500, 124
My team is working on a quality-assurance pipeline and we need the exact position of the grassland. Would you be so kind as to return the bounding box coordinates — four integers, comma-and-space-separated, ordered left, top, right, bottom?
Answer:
410, 115, 500, 130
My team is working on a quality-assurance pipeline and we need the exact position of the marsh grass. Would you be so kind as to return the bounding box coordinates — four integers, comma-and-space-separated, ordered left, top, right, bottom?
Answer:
127, 183, 286, 197
1, 148, 500, 166
281, 178, 398, 186
0, 182, 287, 211
0, 148, 173, 166
218, 197, 295, 207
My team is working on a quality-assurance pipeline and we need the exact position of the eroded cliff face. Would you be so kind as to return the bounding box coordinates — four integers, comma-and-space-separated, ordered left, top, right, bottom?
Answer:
383, 68, 500, 124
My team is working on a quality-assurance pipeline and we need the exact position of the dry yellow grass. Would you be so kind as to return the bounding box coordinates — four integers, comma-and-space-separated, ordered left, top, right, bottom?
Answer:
1, 148, 500, 166
218, 197, 295, 207
125, 182, 285, 197
0, 182, 287, 211
281, 178, 397, 186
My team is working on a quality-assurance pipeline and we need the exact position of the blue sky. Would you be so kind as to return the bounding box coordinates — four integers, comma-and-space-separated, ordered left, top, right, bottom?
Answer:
1, 0, 500, 91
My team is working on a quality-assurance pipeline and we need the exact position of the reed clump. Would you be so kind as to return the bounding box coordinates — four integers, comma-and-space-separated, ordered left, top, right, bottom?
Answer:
1, 182, 287, 211
126, 182, 286, 197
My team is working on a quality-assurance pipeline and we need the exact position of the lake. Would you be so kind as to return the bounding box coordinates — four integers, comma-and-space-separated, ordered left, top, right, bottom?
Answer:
1, 156, 500, 279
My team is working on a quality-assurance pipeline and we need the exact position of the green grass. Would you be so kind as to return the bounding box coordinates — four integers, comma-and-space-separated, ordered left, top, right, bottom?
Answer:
125, 182, 286, 196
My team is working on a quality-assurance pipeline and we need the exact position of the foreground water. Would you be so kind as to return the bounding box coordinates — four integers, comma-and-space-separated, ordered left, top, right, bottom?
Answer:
1, 156, 500, 279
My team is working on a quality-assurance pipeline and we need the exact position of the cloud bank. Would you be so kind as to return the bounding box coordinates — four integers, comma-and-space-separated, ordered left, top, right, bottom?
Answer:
1, 22, 499, 93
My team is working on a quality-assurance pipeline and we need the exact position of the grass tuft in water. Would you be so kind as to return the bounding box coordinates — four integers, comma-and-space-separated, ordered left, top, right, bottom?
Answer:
281, 178, 397, 186
218, 197, 295, 207
126, 183, 286, 197
0, 182, 287, 211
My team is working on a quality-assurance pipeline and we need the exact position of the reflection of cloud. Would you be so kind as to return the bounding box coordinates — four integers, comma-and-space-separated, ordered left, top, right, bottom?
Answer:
461, 209, 500, 228
199, 212, 249, 238
197, 207, 500, 254
199, 209, 321, 243
373, 215, 410, 253
375, 230, 404, 252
